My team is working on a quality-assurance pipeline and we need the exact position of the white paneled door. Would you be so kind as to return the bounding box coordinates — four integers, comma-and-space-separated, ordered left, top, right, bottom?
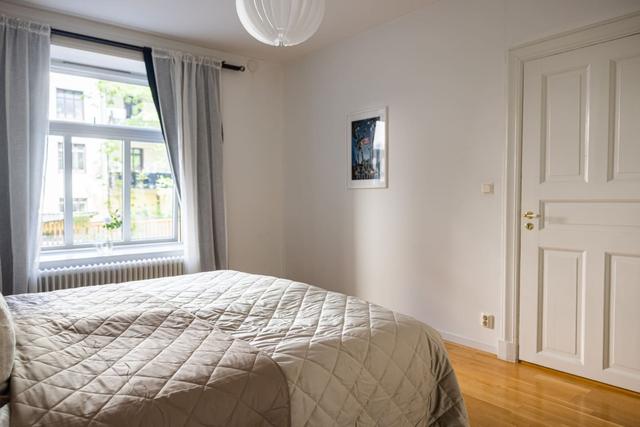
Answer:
519, 33, 640, 392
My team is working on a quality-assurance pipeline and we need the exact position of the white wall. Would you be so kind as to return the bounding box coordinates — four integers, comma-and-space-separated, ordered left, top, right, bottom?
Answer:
0, 1, 286, 278
282, 0, 640, 352
223, 62, 285, 276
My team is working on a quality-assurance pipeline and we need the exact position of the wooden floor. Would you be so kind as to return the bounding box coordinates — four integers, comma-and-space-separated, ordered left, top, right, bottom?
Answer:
445, 342, 640, 427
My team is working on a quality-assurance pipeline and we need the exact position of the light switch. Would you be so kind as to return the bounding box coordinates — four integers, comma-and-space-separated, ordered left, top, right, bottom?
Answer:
481, 183, 494, 194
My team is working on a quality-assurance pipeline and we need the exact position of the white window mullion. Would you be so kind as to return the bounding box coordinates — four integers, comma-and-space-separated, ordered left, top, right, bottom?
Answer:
49, 121, 163, 143
123, 140, 132, 242
63, 135, 74, 247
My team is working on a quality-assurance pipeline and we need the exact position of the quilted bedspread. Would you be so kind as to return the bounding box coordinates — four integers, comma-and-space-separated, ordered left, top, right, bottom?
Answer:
6, 271, 468, 426
6, 289, 290, 427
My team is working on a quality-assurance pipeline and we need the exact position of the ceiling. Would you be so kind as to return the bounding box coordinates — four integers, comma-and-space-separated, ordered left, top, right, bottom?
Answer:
13, 0, 433, 62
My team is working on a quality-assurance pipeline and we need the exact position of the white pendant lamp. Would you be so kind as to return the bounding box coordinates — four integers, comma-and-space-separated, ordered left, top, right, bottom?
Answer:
236, 0, 325, 47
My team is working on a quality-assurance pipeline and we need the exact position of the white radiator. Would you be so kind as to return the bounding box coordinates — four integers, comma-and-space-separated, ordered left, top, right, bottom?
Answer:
37, 256, 184, 292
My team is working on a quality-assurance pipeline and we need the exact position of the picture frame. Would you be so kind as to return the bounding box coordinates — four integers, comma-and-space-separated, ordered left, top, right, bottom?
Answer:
347, 106, 388, 189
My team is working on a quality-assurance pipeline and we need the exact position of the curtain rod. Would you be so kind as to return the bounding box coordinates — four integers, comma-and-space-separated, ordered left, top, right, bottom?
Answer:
51, 28, 246, 72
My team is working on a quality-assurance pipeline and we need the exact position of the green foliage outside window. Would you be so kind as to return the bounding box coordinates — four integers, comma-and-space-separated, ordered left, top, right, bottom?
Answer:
97, 80, 159, 128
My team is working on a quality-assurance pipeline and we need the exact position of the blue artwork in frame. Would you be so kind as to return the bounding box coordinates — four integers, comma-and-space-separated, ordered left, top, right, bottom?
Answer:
347, 106, 387, 188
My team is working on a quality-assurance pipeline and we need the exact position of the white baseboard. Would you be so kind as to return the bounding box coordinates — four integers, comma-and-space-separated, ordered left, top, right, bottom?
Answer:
438, 330, 497, 354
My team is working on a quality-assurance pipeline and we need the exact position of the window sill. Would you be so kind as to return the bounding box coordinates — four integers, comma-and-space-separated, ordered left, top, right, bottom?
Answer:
39, 242, 184, 270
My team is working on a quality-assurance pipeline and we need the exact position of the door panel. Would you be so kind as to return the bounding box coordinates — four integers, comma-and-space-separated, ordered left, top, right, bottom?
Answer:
611, 55, 640, 180
542, 200, 640, 230
539, 248, 584, 360
605, 254, 640, 384
519, 33, 640, 392
542, 67, 588, 183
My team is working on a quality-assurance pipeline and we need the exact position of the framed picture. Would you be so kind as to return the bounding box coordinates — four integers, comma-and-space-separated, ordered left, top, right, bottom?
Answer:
347, 106, 387, 189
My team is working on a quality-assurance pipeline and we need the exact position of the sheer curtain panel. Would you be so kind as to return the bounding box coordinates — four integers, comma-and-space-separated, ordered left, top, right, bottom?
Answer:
0, 16, 50, 295
149, 49, 227, 273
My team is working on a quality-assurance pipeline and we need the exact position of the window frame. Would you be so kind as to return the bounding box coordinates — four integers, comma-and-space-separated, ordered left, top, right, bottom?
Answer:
43, 59, 179, 252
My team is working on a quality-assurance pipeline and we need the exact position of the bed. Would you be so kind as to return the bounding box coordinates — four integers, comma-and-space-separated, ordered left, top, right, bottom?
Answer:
3, 270, 469, 426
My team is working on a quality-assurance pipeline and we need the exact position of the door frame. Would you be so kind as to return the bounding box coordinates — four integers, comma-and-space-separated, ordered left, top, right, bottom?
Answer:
499, 11, 640, 362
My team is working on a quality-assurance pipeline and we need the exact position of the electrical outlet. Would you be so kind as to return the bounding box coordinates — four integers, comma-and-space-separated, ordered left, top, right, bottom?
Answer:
481, 313, 494, 329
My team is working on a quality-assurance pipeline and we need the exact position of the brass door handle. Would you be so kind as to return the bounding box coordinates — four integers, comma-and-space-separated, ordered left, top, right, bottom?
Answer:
522, 211, 540, 219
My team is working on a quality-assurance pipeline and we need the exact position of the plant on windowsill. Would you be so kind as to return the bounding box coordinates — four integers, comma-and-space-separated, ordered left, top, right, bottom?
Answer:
97, 210, 123, 254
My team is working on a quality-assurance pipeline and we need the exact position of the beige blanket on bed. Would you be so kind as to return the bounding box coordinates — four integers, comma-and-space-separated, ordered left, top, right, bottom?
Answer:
7, 292, 290, 427
7, 271, 468, 426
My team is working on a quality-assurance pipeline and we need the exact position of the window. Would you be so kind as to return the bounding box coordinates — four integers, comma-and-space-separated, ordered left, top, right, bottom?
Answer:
59, 143, 86, 171
72, 143, 86, 171
59, 198, 88, 212
41, 45, 177, 250
56, 88, 84, 120
57, 142, 64, 170
131, 147, 144, 172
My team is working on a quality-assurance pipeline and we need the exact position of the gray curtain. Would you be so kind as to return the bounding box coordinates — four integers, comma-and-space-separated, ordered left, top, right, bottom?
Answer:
151, 49, 227, 273
0, 16, 50, 295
